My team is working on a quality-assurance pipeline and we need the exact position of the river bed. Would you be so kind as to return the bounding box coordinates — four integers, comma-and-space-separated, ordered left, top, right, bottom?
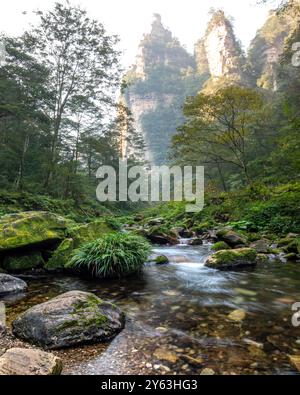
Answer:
3, 242, 300, 375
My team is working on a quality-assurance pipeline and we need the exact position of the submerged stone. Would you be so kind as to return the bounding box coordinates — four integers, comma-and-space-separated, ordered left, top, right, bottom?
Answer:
12, 290, 125, 349
228, 309, 247, 322
153, 348, 179, 363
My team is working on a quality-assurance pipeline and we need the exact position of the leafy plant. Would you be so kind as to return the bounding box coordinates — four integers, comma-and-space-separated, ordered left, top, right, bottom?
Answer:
104, 216, 123, 231
68, 233, 151, 278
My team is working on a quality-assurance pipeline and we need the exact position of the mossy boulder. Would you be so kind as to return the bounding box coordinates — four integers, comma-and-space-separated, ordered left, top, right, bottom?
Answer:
12, 291, 125, 349
250, 239, 270, 254
205, 248, 257, 270
3, 251, 44, 272
45, 239, 74, 270
216, 228, 247, 247
155, 255, 169, 265
67, 220, 113, 246
211, 241, 230, 251
144, 226, 178, 245
0, 212, 68, 253
282, 239, 300, 254
46, 221, 114, 270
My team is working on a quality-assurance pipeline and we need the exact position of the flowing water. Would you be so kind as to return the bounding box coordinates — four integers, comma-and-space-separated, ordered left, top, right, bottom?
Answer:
3, 241, 300, 375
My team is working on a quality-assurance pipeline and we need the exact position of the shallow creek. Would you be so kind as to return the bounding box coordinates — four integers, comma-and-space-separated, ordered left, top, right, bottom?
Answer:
3, 241, 300, 375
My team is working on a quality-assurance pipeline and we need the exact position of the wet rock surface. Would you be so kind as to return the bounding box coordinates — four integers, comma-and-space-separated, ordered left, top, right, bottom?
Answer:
0, 347, 62, 375
0, 274, 27, 296
12, 291, 125, 349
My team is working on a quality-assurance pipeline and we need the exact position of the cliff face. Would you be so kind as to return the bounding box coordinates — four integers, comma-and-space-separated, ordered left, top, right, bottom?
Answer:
123, 14, 200, 164
248, 2, 299, 90
123, 8, 297, 164
195, 10, 247, 91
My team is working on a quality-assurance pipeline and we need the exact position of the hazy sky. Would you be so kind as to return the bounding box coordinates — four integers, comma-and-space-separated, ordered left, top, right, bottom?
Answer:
0, 0, 281, 68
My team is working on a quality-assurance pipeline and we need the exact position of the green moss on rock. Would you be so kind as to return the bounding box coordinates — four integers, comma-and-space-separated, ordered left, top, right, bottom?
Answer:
0, 211, 68, 252
205, 248, 257, 270
46, 221, 114, 270
3, 251, 44, 272
211, 241, 230, 251
155, 255, 169, 265
67, 220, 113, 247
45, 239, 74, 270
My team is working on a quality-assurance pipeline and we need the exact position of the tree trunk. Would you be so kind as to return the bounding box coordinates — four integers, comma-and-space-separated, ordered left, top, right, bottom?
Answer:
15, 133, 30, 191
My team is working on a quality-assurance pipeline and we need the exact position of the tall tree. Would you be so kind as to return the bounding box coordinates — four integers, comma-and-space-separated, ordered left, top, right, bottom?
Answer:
172, 86, 264, 187
23, 2, 121, 190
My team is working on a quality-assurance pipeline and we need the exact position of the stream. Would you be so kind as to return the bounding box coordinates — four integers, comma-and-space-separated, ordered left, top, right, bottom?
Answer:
3, 241, 300, 375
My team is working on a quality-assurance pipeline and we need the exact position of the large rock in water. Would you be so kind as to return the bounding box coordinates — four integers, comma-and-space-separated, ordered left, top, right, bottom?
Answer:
216, 229, 247, 247
0, 348, 62, 375
0, 274, 27, 296
0, 211, 68, 252
12, 291, 125, 349
205, 248, 257, 270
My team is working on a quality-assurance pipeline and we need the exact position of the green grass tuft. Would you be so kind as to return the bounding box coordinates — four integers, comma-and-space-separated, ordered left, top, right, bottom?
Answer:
67, 233, 151, 278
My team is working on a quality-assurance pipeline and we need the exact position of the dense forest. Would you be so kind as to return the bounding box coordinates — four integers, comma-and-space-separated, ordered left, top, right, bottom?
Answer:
0, 0, 300, 377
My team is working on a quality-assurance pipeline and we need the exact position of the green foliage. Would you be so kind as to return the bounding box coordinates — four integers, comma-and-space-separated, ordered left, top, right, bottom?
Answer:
68, 233, 151, 278
104, 216, 123, 231
0, 190, 112, 222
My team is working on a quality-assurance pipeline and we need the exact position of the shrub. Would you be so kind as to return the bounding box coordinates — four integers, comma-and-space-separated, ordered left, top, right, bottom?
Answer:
104, 216, 123, 231
68, 233, 151, 278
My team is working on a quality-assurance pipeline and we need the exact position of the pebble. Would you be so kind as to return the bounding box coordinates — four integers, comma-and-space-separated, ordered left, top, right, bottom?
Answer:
228, 309, 247, 322
200, 368, 215, 375
234, 288, 257, 297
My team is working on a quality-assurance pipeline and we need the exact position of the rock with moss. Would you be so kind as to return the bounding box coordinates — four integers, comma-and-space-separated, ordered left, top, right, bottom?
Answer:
205, 248, 257, 270
45, 239, 74, 270
12, 291, 125, 349
283, 239, 300, 254
144, 226, 178, 245
216, 228, 247, 247
211, 241, 230, 251
0, 211, 68, 253
250, 239, 270, 254
155, 255, 169, 265
3, 251, 44, 272
46, 221, 114, 270
67, 220, 113, 246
